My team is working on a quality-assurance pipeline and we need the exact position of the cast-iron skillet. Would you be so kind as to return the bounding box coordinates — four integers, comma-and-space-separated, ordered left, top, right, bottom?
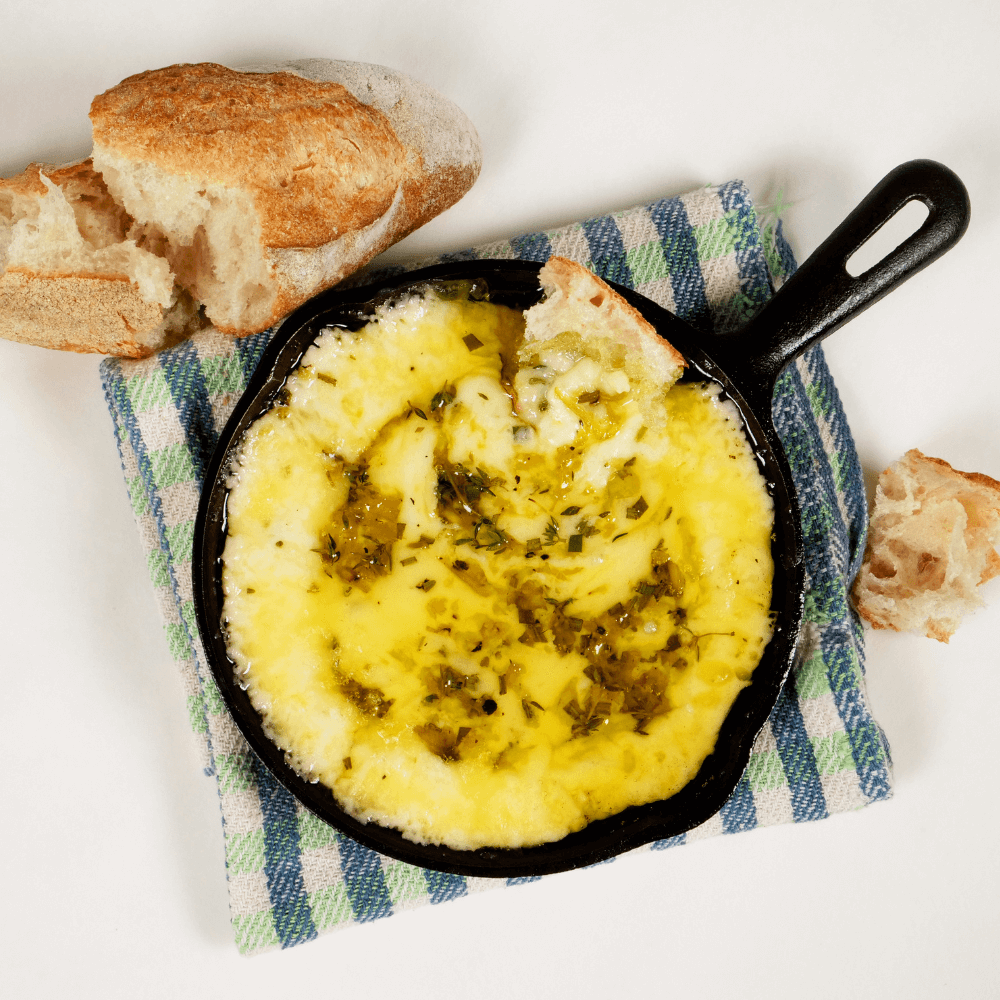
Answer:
193, 160, 969, 877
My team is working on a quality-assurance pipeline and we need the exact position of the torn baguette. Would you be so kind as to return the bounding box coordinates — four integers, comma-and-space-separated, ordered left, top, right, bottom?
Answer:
852, 449, 1000, 642
89, 60, 482, 337
0, 59, 481, 357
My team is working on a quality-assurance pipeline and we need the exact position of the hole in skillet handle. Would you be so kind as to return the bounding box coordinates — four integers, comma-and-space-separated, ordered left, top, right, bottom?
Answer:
702, 160, 971, 413
846, 199, 930, 278
189, 228, 895, 877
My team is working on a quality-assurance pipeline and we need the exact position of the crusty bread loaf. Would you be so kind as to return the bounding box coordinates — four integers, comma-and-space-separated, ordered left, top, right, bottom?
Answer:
0, 160, 201, 357
90, 60, 481, 337
852, 449, 1000, 642
0, 60, 481, 357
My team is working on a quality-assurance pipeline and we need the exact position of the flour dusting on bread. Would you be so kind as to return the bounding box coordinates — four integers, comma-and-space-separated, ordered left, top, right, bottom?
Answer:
852, 449, 1000, 642
0, 60, 482, 357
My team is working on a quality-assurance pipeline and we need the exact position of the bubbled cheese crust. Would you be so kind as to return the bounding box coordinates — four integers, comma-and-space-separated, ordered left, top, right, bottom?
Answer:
221, 274, 775, 850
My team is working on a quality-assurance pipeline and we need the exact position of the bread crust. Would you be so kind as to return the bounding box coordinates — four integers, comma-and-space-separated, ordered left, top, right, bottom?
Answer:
527, 256, 687, 382
0, 158, 177, 355
90, 64, 408, 250
87, 60, 483, 338
0, 270, 163, 358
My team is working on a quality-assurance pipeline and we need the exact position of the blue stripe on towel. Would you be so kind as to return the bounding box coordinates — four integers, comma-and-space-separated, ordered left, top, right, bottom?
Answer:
423, 870, 469, 904
251, 757, 318, 947
157, 339, 216, 488
335, 835, 395, 923
647, 196, 711, 328
583, 215, 635, 288
769, 684, 828, 823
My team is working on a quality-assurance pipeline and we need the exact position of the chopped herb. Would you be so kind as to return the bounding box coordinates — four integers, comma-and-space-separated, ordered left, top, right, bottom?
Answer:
275, 540, 283, 547
396, 522, 406, 539
436, 463, 497, 516
407, 401, 428, 420
635, 425, 648, 441
416, 579, 437, 592
518, 623, 546, 646
414, 723, 470, 761
474, 517, 509, 549
400, 556, 417, 566
478, 392, 488, 400
525, 537, 542, 552
568, 534, 584, 553
463, 333, 484, 351
448, 559, 491, 595
437, 665, 479, 693
577, 389, 601, 404
322, 467, 398, 589
561, 505, 582, 516
340, 678, 393, 718
343, 756, 352, 770
543, 518, 561, 546
408, 534, 435, 549
626, 496, 649, 520
316, 372, 338, 386
430, 385, 456, 413
613, 532, 628, 542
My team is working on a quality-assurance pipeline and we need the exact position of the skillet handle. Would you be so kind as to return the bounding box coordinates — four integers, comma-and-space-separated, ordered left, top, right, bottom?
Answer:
715, 159, 970, 403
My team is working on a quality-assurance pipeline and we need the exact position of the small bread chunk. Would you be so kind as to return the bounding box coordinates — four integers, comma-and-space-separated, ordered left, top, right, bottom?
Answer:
852, 449, 1000, 642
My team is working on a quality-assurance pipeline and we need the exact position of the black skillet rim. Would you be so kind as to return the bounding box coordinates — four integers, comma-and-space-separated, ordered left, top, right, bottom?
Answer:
192, 259, 804, 878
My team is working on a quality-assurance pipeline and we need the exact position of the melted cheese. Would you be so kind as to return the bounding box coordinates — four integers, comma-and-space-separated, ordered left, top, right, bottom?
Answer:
221, 286, 774, 850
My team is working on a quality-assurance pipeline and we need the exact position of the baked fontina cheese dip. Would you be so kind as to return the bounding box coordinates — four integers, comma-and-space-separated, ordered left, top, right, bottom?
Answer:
221, 257, 775, 851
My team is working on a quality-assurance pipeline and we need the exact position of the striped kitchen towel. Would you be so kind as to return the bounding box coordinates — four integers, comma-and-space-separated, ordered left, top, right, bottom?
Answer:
100, 180, 892, 955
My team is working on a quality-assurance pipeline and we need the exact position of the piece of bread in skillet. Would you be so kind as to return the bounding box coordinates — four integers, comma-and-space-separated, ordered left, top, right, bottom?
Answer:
89, 60, 482, 337
852, 449, 1000, 642
0, 159, 203, 357
514, 256, 686, 424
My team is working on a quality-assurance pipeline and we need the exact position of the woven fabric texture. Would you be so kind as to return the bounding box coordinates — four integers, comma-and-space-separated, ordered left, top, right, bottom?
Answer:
100, 181, 892, 955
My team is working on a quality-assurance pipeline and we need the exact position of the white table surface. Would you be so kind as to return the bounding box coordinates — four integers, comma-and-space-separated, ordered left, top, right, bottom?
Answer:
2, 2, 998, 996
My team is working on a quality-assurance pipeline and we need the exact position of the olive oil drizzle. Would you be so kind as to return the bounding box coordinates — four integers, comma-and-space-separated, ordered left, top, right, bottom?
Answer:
309, 347, 715, 762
